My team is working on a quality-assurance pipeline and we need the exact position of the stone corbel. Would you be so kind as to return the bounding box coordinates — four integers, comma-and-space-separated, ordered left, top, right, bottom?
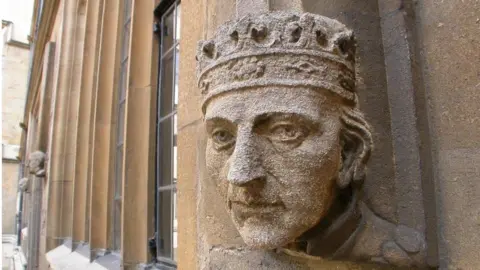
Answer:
27, 151, 46, 177
19, 177, 30, 192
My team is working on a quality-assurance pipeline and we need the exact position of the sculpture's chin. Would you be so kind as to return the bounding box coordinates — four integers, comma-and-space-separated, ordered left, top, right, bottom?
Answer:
236, 221, 298, 250
230, 207, 322, 250
234, 215, 299, 250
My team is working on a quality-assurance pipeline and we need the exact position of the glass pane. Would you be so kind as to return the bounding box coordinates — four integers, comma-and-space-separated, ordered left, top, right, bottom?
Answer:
122, 23, 130, 61
157, 190, 173, 258
173, 114, 177, 181
174, 45, 179, 108
157, 117, 173, 187
117, 101, 125, 142
115, 146, 123, 197
175, 3, 181, 41
173, 114, 177, 136
124, 0, 132, 21
159, 51, 174, 117
120, 61, 128, 102
162, 8, 175, 53
173, 146, 177, 180
113, 199, 122, 250
173, 189, 177, 261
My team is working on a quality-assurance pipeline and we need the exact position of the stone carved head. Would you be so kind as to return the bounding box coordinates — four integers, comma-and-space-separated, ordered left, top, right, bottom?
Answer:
28, 151, 46, 176
19, 177, 30, 192
197, 12, 372, 251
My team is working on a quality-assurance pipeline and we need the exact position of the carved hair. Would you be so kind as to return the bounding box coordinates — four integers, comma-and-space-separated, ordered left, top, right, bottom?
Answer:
338, 106, 373, 190
297, 108, 372, 254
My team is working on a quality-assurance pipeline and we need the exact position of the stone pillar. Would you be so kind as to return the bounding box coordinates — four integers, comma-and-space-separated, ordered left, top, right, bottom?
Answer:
26, 151, 46, 270
121, 0, 156, 265
47, 0, 78, 248
88, 0, 119, 254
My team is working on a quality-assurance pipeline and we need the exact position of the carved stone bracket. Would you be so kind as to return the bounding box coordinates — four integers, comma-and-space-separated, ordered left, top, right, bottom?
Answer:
27, 151, 46, 177
19, 177, 30, 192
196, 9, 429, 269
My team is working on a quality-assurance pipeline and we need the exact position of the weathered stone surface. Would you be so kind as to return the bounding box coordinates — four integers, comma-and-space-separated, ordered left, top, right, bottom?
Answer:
207, 247, 398, 270
2, 42, 30, 237
394, 225, 424, 253
304, 0, 397, 224
2, 44, 29, 146
2, 163, 20, 234
19, 177, 29, 192
27, 151, 46, 177
414, 0, 480, 269
381, 241, 412, 267
197, 8, 429, 268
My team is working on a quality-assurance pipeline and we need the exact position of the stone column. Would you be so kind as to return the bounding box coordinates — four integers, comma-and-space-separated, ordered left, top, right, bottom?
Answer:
26, 151, 46, 270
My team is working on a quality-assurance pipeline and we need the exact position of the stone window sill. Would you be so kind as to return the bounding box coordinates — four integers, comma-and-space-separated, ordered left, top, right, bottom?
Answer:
46, 239, 121, 269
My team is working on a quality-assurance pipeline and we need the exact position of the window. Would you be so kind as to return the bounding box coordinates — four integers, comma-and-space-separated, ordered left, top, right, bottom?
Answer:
113, 0, 132, 252
155, 0, 180, 266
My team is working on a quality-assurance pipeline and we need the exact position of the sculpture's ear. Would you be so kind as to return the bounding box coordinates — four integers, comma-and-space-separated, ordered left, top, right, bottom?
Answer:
337, 108, 373, 189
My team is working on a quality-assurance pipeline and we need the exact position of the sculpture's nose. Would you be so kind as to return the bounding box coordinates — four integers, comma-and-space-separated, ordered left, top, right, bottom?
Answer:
227, 130, 266, 186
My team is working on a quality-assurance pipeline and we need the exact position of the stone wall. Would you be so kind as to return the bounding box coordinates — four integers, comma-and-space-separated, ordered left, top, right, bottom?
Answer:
2, 162, 19, 234
2, 43, 30, 234
414, 1, 480, 269
2, 44, 29, 146
177, 0, 480, 269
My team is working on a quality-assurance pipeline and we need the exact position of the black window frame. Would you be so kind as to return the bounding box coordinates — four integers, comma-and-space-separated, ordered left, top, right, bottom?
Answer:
154, 0, 180, 268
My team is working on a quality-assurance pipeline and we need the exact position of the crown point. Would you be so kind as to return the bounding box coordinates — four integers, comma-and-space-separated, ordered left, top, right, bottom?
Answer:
286, 22, 302, 43
335, 31, 356, 60
251, 25, 267, 42
230, 30, 239, 42
202, 41, 216, 59
315, 28, 327, 46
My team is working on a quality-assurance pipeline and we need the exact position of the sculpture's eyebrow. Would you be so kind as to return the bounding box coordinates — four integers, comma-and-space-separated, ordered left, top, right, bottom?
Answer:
204, 116, 237, 128
253, 111, 319, 126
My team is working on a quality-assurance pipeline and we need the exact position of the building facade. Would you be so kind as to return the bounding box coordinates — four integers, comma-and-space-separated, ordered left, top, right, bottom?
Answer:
19, 0, 480, 269
19, 0, 177, 268
2, 0, 34, 236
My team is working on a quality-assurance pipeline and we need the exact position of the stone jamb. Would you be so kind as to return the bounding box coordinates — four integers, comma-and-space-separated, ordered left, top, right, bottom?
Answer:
121, 0, 156, 266
44, 1, 67, 251
378, 0, 439, 266
22, 0, 61, 141
45, 0, 77, 246
71, 0, 102, 246
61, 0, 88, 244
88, 0, 121, 255
175, 0, 208, 269
37, 41, 56, 270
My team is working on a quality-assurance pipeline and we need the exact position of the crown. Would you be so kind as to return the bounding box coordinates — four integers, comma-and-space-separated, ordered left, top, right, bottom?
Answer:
196, 12, 357, 111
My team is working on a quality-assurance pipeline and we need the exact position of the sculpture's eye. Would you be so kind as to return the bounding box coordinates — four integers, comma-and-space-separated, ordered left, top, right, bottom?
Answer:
211, 129, 235, 150
268, 122, 307, 144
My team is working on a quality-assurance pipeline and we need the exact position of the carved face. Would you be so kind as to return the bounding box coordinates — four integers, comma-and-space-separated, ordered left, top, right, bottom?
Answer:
28, 152, 45, 174
205, 86, 343, 249
28, 157, 40, 174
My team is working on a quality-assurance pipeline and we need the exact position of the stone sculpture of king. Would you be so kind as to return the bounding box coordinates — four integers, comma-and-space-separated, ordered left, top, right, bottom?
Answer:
197, 11, 428, 268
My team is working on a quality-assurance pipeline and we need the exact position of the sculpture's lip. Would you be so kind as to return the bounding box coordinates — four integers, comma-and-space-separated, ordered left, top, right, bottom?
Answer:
229, 200, 285, 214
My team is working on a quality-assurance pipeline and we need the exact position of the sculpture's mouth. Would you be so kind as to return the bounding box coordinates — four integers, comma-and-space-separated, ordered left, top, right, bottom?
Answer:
229, 200, 285, 217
